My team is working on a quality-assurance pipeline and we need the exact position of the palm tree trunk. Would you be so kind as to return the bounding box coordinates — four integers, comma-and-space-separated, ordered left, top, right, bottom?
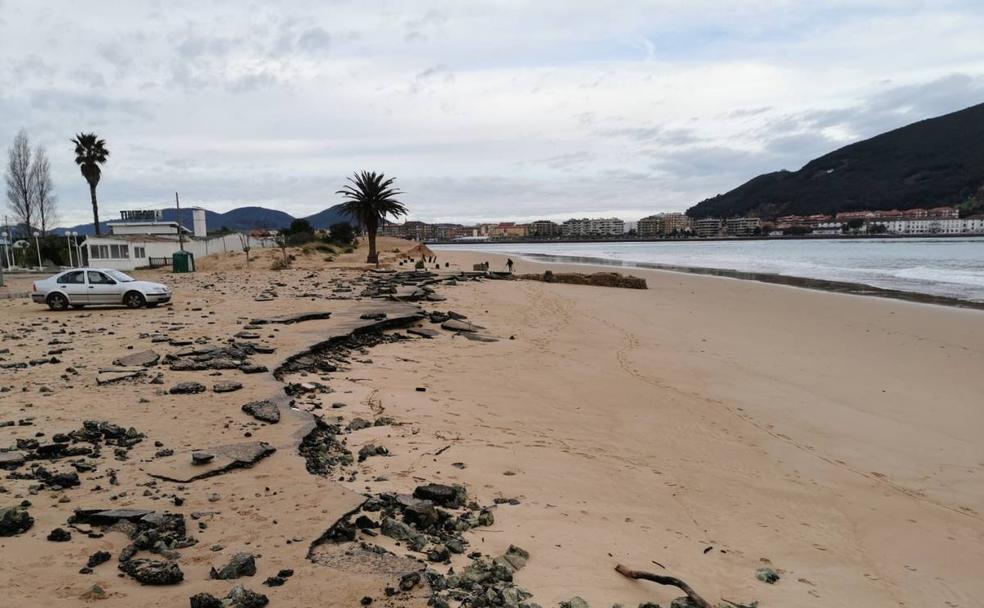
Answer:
367, 227, 378, 264
89, 183, 101, 236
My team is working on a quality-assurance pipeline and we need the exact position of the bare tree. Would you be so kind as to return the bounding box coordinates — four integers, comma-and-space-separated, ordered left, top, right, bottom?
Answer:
5, 130, 34, 236
238, 232, 252, 266
31, 145, 57, 235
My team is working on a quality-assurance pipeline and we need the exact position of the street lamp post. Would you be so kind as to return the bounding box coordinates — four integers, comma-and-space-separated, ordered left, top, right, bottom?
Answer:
76, 234, 84, 266
66, 231, 74, 267
33, 231, 42, 270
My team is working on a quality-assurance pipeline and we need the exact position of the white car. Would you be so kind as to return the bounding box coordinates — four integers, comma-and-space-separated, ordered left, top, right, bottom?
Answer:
32, 268, 172, 310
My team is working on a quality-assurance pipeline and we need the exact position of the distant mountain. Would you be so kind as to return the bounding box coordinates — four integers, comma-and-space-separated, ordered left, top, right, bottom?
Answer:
53, 204, 355, 235
209, 207, 294, 231
301, 204, 352, 229
687, 102, 984, 219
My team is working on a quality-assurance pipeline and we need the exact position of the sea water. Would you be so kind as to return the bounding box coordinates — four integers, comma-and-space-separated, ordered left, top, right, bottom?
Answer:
433, 237, 984, 303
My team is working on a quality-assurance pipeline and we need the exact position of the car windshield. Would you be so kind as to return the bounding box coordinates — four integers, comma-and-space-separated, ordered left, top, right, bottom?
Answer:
105, 270, 135, 283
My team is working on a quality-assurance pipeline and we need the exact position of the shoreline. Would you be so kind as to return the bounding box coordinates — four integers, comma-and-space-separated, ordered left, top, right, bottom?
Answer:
426, 233, 984, 245
434, 247, 984, 311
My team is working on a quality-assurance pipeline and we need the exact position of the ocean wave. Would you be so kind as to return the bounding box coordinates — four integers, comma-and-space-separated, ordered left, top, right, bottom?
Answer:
893, 266, 984, 287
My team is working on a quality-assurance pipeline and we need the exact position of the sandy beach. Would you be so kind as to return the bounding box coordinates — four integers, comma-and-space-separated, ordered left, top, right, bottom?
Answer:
2, 239, 983, 608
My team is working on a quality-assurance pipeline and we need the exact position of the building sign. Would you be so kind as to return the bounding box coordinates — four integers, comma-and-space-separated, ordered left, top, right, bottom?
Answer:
120, 210, 162, 222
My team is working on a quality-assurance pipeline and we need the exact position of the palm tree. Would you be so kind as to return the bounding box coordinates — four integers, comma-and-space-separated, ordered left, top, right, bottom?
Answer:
336, 171, 408, 263
71, 133, 110, 235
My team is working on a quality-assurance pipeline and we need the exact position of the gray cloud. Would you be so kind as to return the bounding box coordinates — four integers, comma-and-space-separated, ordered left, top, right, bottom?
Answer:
0, 1, 983, 226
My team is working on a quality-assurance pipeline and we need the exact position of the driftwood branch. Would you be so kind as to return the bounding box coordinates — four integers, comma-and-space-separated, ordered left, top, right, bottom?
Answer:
614, 564, 712, 608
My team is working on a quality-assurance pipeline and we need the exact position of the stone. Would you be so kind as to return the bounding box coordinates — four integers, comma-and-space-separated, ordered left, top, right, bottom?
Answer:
407, 328, 439, 338
756, 567, 780, 584
192, 451, 215, 465
380, 516, 415, 541
119, 558, 184, 585
0, 505, 34, 536
47, 527, 72, 542
210, 552, 257, 580
70, 508, 154, 525
189, 592, 223, 608
80, 584, 107, 601
561, 598, 590, 608
213, 381, 244, 393
96, 367, 146, 385
400, 497, 439, 528
87, 550, 112, 568
501, 545, 529, 570
0, 451, 26, 469
224, 584, 269, 608
399, 571, 421, 591
346, 417, 372, 431
113, 350, 160, 367
441, 319, 478, 333
239, 364, 268, 374
358, 443, 389, 462
242, 400, 280, 423
169, 382, 206, 395
412, 483, 468, 508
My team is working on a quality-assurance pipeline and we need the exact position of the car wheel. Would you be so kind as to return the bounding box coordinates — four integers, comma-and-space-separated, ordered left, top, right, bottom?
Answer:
47, 292, 69, 311
124, 291, 146, 309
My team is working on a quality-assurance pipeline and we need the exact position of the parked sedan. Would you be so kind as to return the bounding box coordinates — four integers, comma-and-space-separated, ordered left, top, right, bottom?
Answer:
32, 268, 172, 310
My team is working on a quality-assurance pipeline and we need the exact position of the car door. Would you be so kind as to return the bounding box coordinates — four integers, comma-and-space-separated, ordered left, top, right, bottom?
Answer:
54, 271, 89, 303
86, 271, 122, 305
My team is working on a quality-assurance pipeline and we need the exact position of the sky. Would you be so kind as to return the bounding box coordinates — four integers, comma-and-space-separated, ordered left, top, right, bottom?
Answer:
2, 0, 984, 227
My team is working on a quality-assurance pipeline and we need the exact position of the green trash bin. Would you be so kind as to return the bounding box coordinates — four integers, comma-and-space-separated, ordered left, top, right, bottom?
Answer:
172, 251, 195, 273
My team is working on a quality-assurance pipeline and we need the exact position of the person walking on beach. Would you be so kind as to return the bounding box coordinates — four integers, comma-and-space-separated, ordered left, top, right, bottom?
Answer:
506, 258, 514, 273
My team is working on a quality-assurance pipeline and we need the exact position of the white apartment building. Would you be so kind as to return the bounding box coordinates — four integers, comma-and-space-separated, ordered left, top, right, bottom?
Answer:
562, 217, 625, 237
877, 218, 984, 235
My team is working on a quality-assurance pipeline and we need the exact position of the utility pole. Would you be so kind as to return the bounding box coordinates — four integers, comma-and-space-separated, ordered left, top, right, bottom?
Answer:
176, 192, 185, 252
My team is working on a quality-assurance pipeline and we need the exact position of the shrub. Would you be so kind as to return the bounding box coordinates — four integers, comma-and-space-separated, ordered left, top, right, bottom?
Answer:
327, 222, 356, 246
271, 257, 290, 270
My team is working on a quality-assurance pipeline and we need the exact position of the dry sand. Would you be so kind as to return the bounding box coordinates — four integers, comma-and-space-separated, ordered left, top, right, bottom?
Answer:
1, 238, 983, 607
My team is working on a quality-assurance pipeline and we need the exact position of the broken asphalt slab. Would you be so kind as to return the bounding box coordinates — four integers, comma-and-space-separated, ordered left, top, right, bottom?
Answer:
145, 442, 276, 483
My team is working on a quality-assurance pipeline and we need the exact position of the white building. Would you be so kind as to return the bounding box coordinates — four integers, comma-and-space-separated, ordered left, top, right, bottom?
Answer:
877, 218, 984, 235
82, 208, 271, 271
562, 217, 625, 237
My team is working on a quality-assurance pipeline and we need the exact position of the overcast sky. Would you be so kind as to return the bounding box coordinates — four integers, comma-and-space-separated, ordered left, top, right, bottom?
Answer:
2, 0, 984, 226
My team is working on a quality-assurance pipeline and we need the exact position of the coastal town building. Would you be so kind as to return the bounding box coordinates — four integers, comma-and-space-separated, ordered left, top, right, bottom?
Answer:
724, 217, 762, 236
877, 217, 984, 235
83, 208, 266, 271
488, 222, 529, 238
637, 212, 691, 236
693, 218, 723, 237
528, 220, 563, 238
562, 217, 625, 237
